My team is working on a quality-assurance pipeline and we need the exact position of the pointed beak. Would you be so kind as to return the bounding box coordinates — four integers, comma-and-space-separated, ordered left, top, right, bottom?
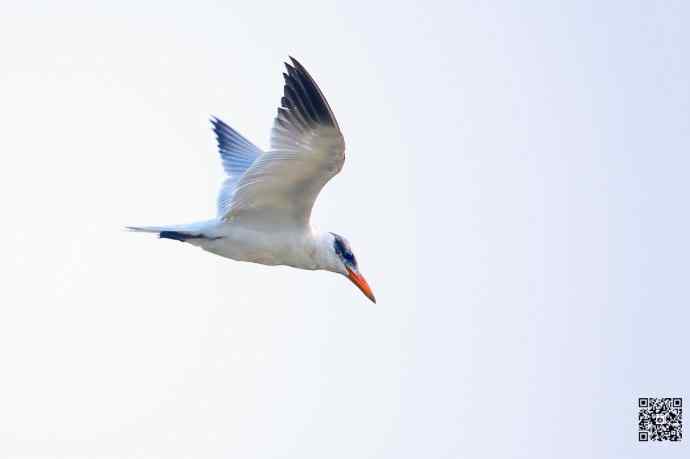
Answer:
346, 267, 376, 303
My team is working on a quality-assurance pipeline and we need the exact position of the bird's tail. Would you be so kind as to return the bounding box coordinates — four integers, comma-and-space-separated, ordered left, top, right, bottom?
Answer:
126, 221, 218, 242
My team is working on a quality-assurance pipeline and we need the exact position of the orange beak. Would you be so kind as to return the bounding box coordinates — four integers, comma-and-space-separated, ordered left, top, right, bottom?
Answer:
347, 268, 376, 303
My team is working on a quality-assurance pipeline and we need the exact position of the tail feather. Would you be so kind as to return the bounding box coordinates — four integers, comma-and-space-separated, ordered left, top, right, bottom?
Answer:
126, 225, 169, 233
126, 221, 219, 242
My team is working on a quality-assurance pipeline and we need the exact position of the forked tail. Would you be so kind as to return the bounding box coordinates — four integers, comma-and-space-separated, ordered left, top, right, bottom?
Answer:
126, 221, 219, 242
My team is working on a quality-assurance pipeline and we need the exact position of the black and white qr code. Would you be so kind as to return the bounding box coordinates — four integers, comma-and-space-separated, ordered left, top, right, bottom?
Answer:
638, 397, 682, 442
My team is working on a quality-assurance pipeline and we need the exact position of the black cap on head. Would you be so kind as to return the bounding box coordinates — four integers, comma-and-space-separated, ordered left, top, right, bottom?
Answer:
330, 232, 358, 269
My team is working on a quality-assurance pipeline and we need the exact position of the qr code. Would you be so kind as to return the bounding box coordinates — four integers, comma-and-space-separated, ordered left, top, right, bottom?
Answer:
638, 397, 682, 441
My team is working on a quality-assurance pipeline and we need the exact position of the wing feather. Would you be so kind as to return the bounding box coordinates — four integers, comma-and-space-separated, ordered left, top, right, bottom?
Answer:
223, 57, 345, 229
211, 117, 263, 216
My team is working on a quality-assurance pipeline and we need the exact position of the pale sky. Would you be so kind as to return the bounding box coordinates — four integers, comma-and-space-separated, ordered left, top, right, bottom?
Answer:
0, 1, 688, 458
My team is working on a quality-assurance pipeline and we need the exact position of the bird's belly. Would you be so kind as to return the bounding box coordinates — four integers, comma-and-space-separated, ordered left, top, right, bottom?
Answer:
200, 230, 317, 269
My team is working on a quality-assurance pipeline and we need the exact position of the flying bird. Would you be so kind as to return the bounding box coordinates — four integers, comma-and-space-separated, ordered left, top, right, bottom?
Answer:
128, 57, 376, 303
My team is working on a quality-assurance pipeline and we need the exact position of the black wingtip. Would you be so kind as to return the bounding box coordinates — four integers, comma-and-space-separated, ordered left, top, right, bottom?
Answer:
211, 115, 228, 130
210, 116, 224, 136
289, 57, 313, 79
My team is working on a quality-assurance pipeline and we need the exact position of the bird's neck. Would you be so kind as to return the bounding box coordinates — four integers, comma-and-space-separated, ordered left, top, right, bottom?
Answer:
309, 230, 342, 273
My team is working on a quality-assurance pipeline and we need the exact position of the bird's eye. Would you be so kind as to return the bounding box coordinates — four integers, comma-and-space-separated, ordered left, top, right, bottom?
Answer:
332, 234, 357, 267
345, 250, 356, 266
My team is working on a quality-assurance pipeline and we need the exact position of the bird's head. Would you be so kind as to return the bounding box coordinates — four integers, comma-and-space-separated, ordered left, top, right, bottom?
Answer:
328, 232, 376, 303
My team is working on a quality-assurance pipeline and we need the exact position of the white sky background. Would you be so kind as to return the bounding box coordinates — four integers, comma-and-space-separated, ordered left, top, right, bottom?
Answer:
0, 1, 688, 458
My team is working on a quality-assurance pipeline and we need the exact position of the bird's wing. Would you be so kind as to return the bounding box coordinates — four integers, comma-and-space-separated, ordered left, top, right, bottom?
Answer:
211, 117, 263, 217
222, 57, 345, 229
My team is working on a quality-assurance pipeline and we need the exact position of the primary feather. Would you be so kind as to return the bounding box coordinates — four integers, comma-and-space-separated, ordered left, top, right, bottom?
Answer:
211, 117, 263, 217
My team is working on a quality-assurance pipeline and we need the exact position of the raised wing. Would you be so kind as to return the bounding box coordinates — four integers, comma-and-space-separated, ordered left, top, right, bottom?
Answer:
222, 57, 345, 229
211, 117, 263, 217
